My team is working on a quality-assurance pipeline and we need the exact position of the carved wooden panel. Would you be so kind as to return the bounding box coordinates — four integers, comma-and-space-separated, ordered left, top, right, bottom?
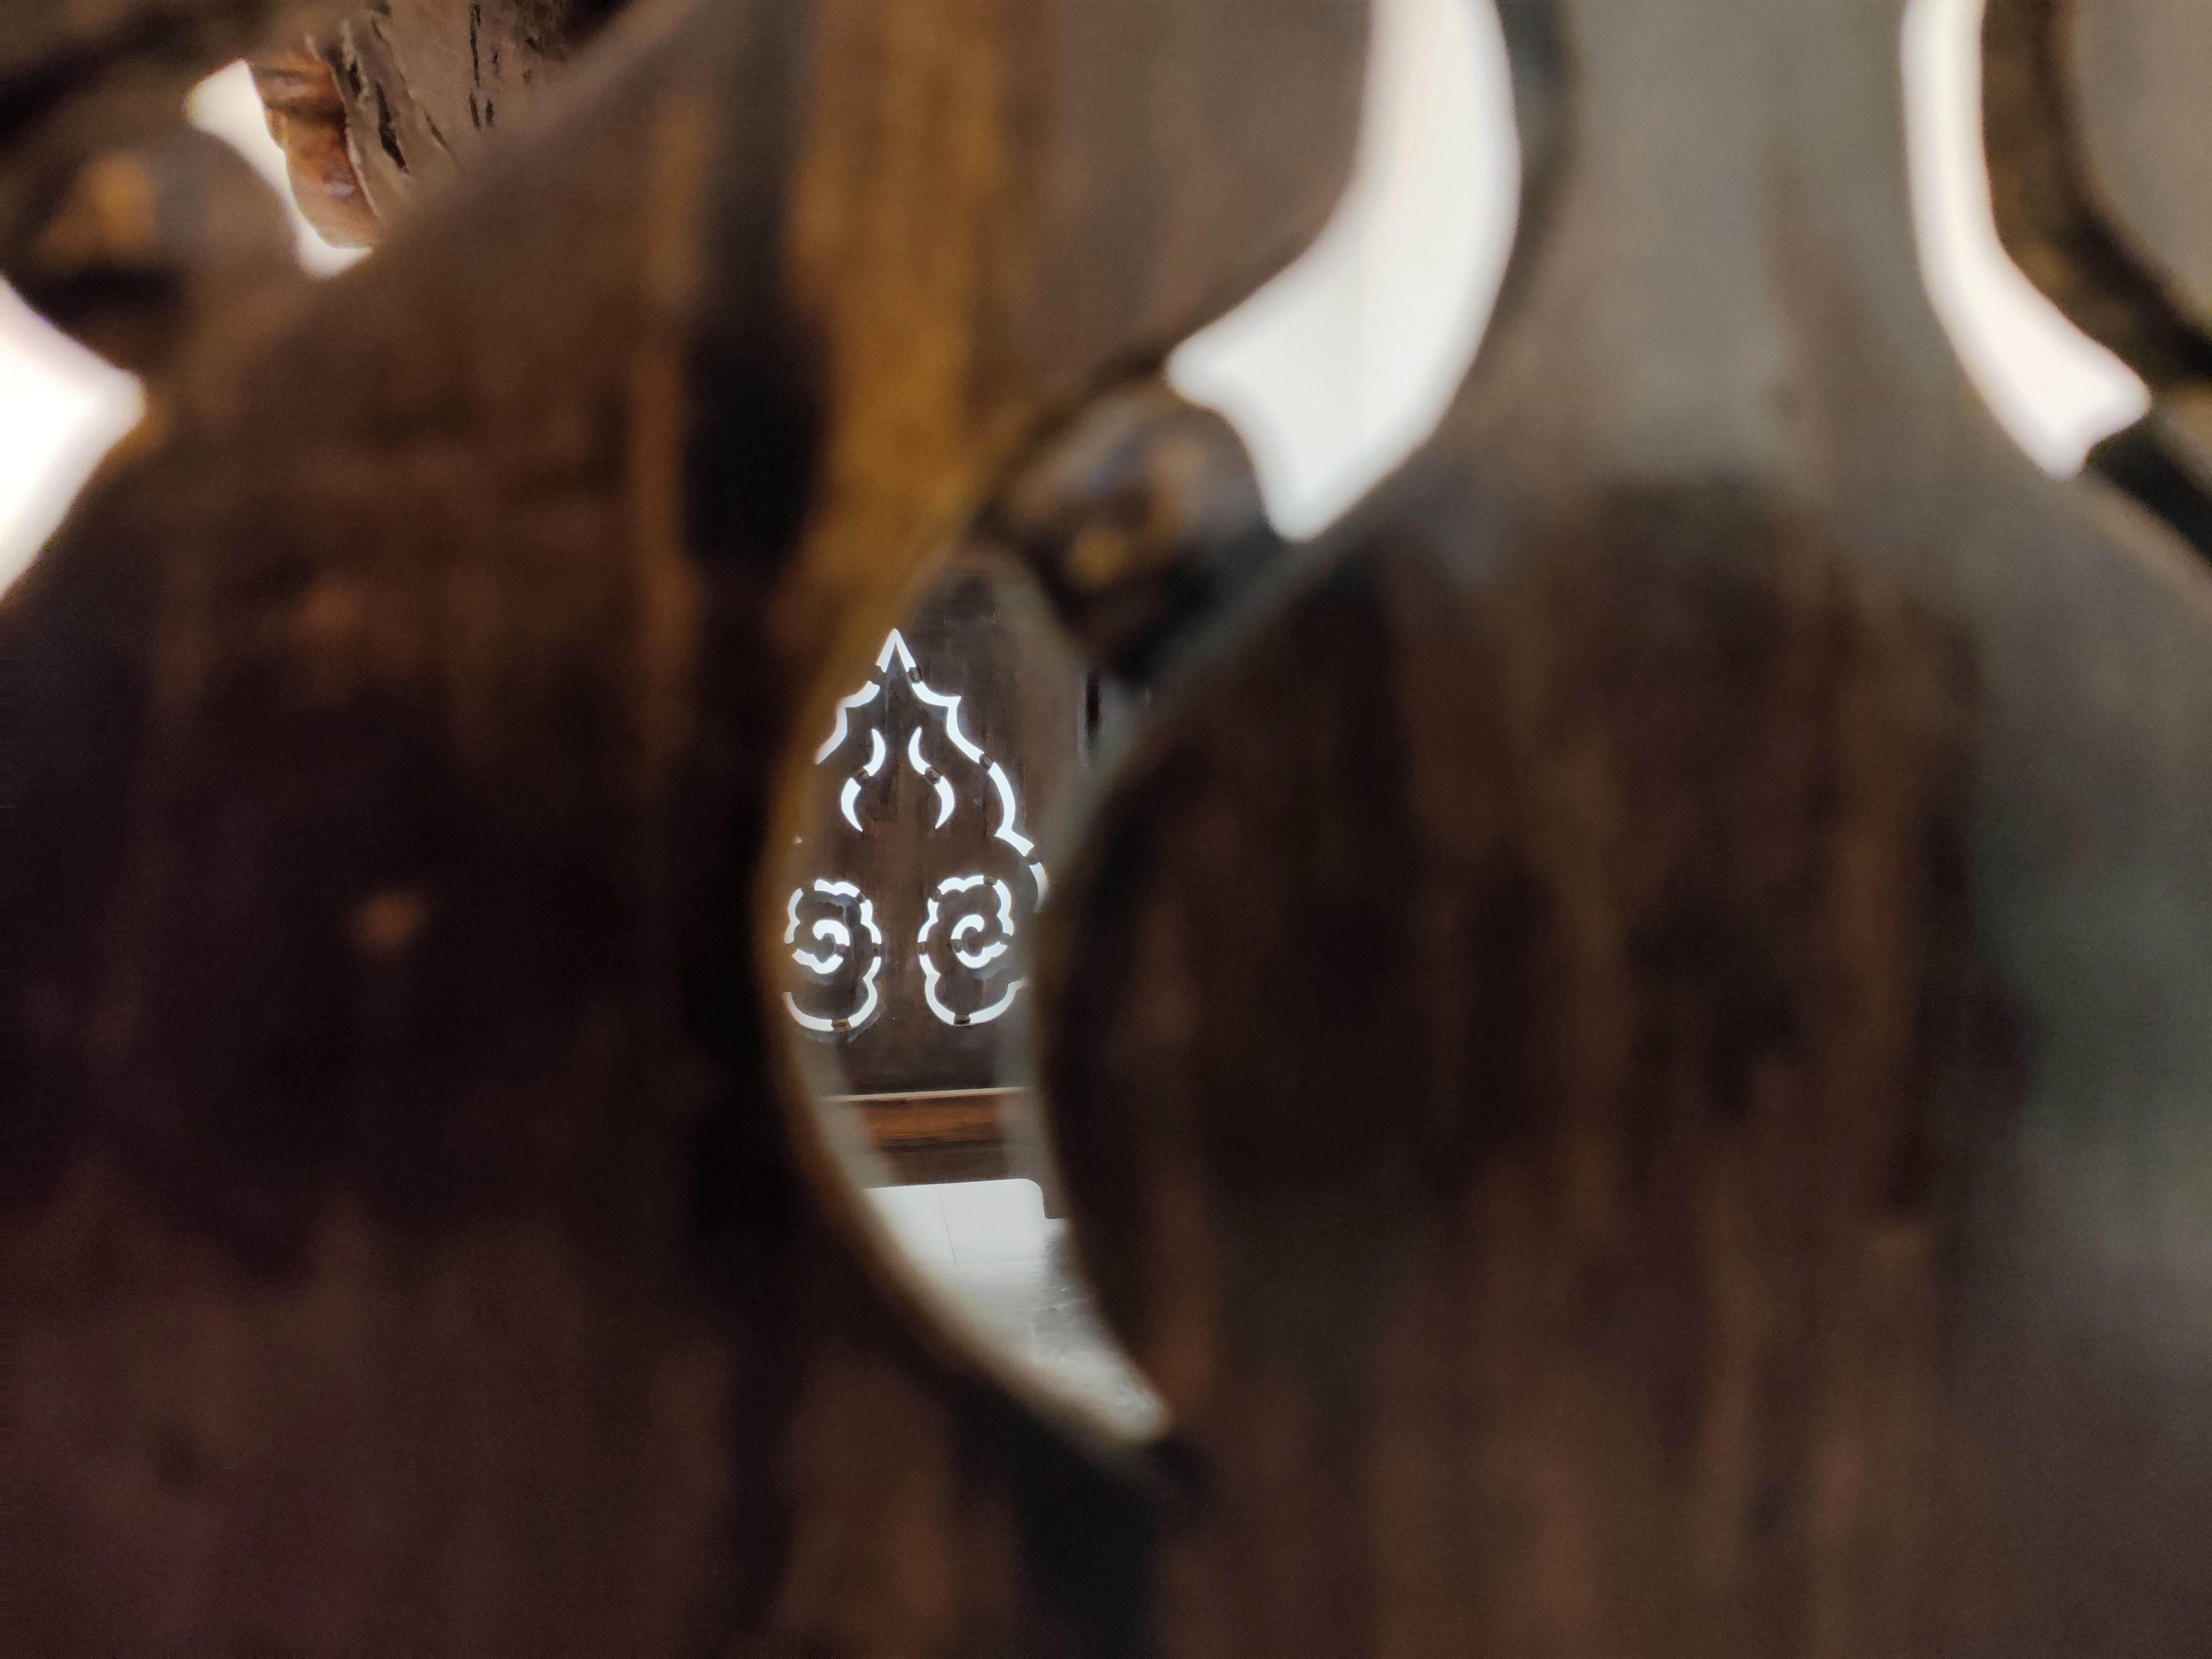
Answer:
8, 0, 2212, 1650
253, 0, 624, 245
779, 560, 1079, 1094
1036, 0, 2212, 1653
0, 0, 1364, 1648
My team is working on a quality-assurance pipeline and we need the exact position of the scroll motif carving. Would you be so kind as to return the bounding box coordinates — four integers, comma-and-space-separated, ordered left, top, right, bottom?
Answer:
786, 628, 1047, 1043
782, 878, 886, 1034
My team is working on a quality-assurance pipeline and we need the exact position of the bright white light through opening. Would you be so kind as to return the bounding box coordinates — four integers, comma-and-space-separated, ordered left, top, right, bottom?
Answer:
1, 11, 2172, 606
1171, 0, 2153, 540
794, 630, 1046, 1035
1171, 0, 1520, 539
1902, 0, 2146, 472
187, 61, 366, 278
0, 285, 143, 596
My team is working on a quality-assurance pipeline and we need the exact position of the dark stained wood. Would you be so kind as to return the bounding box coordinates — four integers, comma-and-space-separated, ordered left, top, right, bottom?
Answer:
0, 0, 350, 363
0, 0, 620, 362
1037, 0, 2212, 1653
252, 0, 626, 245
0, 0, 1366, 1650
16, 0, 2212, 1646
989, 378, 1282, 685
249, 41, 380, 246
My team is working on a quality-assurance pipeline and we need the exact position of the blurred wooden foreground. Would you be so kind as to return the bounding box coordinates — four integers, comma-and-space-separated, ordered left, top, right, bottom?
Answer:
6, 0, 2212, 1652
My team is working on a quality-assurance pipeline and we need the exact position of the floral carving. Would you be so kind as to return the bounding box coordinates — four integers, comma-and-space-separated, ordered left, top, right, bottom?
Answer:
917, 874, 1024, 1027
782, 879, 885, 1035
787, 629, 1050, 1038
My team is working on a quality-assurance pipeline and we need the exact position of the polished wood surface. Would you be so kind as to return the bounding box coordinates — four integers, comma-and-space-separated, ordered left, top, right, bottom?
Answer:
9, 0, 2212, 1650
0, 0, 1364, 1647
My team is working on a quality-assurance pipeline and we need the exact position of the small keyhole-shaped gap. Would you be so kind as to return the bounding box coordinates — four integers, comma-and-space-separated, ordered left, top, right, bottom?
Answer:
775, 548, 1165, 1440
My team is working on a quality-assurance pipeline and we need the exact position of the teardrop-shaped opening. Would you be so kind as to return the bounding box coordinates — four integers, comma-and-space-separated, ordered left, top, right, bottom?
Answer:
773, 0, 1528, 1446
773, 549, 1165, 1439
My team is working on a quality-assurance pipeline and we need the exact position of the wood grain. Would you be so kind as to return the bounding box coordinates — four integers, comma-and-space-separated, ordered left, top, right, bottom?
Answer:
1983, 0, 2212, 390
832, 1091, 1019, 1187
1040, 0, 2212, 1653
0, 0, 1366, 1648
252, 0, 626, 245
0, 0, 351, 363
